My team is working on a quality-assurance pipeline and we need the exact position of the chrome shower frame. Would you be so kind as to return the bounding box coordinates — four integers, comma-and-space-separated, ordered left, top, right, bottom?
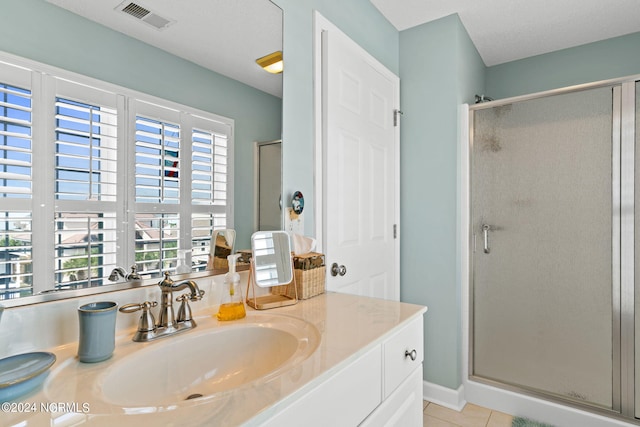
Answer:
467, 74, 639, 422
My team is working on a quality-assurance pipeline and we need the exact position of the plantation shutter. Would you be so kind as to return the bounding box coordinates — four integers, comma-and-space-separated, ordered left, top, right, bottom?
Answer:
133, 100, 182, 275
0, 61, 33, 296
189, 115, 232, 271
53, 79, 120, 289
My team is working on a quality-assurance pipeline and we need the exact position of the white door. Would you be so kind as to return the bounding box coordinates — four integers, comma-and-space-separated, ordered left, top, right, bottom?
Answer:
322, 27, 400, 300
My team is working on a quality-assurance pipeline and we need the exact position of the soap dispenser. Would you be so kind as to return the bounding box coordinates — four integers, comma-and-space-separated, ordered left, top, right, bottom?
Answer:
216, 254, 246, 321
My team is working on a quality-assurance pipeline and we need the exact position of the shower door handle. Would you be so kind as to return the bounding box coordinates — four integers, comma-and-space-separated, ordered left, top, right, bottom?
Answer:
482, 224, 491, 254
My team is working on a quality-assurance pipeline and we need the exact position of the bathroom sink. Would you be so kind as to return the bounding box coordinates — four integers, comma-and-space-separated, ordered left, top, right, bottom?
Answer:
100, 324, 308, 406
44, 313, 320, 410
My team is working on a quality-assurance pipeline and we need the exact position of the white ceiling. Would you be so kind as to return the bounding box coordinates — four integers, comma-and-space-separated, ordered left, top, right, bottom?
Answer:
45, 0, 283, 97
44, 0, 640, 94
370, 0, 640, 66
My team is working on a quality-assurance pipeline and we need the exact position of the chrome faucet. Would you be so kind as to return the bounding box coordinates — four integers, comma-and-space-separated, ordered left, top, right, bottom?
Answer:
119, 271, 205, 342
108, 265, 141, 282
157, 271, 204, 329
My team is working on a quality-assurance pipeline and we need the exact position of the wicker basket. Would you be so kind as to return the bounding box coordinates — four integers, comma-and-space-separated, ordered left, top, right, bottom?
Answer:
212, 256, 228, 270
294, 265, 326, 299
270, 253, 326, 300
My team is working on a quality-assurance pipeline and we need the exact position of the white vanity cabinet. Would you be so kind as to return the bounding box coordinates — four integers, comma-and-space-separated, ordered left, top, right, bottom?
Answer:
5, 291, 425, 426
361, 315, 424, 426
260, 314, 424, 427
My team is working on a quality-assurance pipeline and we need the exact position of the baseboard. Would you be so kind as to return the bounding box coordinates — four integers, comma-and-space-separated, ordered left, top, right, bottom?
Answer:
423, 381, 466, 412
464, 380, 637, 427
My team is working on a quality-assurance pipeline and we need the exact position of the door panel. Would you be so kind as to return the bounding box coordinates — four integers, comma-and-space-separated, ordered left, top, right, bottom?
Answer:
323, 29, 399, 300
472, 86, 615, 409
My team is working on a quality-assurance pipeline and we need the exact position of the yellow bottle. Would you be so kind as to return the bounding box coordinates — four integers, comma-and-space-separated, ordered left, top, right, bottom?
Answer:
216, 254, 246, 321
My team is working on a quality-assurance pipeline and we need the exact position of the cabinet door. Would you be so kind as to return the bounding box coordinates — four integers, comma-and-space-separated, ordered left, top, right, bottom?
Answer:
360, 367, 423, 427
261, 345, 382, 427
383, 316, 423, 397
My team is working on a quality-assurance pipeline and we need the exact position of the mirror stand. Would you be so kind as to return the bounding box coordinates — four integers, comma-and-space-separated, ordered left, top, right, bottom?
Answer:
245, 258, 298, 310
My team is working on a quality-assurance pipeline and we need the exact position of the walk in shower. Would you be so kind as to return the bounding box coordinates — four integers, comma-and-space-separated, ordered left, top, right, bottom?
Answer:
469, 78, 640, 422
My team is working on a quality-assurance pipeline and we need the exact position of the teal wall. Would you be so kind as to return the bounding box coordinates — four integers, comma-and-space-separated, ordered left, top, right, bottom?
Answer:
272, 0, 399, 237
0, 0, 283, 248
399, 14, 485, 389
487, 31, 640, 99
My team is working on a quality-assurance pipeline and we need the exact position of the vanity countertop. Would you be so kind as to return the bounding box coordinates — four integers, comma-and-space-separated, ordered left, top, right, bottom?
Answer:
2, 292, 426, 426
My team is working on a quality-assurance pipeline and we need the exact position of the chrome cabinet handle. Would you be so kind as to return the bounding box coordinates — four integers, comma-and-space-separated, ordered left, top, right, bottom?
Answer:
330, 263, 347, 277
405, 349, 417, 361
482, 224, 491, 254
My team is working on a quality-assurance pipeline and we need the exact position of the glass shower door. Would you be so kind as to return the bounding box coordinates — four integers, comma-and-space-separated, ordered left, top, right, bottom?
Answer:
471, 86, 616, 409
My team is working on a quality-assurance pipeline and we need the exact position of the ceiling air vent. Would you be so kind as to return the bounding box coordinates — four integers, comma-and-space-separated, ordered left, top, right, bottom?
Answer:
116, 1, 174, 30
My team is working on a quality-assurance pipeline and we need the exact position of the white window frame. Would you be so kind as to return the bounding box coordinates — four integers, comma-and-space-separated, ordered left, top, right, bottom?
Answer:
0, 51, 234, 295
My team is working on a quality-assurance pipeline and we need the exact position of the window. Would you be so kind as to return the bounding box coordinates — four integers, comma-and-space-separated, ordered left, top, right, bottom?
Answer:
0, 55, 233, 299
133, 103, 233, 274
0, 212, 32, 298
54, 98, 117, 202
135, 115, 180, 204
134, 213, 179, 276
0, 63, 33, 299
0, 83, 31, 199
189, 116, 232, 272
191, 212, 226, 271
54, 212, 117, 288
53, 97, 119, 289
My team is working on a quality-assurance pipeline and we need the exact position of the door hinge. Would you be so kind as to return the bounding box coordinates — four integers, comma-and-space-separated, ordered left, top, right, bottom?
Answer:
393, 224, 397, 239
393, 109, 403, 127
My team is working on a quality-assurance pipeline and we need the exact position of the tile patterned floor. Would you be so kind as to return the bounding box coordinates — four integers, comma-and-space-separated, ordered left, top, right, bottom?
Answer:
423, 401, 513, 427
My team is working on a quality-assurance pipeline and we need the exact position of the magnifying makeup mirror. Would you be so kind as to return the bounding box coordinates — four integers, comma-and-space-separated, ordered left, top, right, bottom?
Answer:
207, 229, 236, 273
246, 230, 298, 309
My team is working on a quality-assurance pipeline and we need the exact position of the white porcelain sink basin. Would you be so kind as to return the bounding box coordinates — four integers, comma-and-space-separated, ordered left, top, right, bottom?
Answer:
44, 313, 320, 411
101, 324, 307, 406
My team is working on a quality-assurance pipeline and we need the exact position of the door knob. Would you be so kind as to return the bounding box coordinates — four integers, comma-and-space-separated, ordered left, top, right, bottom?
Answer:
330, 263, 347, 277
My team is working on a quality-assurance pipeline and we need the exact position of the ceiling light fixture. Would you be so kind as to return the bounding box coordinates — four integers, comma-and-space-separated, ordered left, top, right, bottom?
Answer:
256, 51, 283, 74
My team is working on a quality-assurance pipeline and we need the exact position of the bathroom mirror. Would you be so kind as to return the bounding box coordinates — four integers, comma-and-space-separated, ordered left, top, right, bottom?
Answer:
251, 231, 293, 287
0, 0, 283, 307
207, 229, 236, 273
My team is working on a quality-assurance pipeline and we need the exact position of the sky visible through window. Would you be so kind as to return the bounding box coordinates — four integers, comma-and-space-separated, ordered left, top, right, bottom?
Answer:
1, 83, 31, 198
0, 83, 32, 295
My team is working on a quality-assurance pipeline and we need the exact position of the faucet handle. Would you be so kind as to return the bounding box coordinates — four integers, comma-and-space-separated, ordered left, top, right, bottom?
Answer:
120, 301, 158, 332
176, 294, 193, 323
126, 264, 141, 281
